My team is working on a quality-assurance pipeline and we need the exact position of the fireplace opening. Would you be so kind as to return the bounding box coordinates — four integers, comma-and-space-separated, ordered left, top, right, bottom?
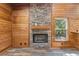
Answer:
33, 34, 48, 43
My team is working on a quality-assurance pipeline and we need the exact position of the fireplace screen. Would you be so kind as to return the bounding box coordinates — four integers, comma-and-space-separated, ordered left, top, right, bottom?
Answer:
33, 34, 48, 43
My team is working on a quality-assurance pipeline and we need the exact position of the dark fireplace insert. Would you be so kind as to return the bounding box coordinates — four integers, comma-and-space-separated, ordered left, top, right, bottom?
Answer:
33, 34, 48, 43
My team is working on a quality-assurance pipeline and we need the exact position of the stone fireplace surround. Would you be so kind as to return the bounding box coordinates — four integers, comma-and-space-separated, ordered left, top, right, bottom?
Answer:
30, 4, 51, 48
30, 30, 51, 48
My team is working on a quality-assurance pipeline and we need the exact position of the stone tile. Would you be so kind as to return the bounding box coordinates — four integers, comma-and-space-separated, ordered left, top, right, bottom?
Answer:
1, 48, 79, 56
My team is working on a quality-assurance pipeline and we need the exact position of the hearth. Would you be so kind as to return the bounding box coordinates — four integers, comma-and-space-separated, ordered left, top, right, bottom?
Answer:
33, 34, 48, 43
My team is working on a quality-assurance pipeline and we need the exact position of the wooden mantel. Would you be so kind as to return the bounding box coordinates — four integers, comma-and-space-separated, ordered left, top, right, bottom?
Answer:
32, 25, 50, 30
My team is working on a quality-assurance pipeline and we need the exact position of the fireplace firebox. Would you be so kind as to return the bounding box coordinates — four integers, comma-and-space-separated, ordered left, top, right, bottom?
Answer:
33, 34, 48, 43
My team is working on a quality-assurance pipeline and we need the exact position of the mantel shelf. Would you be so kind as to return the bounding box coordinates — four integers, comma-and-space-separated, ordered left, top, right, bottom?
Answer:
32, 25, 50, 30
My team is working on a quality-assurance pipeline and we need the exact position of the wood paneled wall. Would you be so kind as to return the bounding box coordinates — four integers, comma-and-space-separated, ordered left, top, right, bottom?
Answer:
0, 3, 77, 49
12, 6, 29, 48
51, 4, 78, 48
0, 4, 12, 51
11, 4, 79, 48
69, 18, 79, 49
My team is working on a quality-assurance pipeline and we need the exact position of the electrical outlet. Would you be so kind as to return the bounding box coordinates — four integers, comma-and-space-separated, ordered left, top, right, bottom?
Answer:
20, 42, 22, 45
24, 42, 26, 45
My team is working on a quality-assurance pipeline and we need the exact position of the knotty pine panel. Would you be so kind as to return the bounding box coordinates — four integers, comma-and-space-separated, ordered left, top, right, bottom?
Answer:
12, 16, 29, 24
0, 11, 10, 20
52, 4, 76, 17
12, 23, 29, 48
0, 4, 12, 52
0, 19, 11, 32
69, 18, 79, 33
70, 33, 79, 49
51, 41, 72, 48
0, 4, 11, 12
12, 7, 29, 48
51, 4, 76, 48
69, 18, 79, 49
13, 16, 29, 25
12, 9, 29, 16
0, 4, 11, 21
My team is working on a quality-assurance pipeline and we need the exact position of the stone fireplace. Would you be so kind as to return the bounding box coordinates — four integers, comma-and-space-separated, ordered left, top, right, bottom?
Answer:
30, 4, 51, 48
30, 30, 51, 48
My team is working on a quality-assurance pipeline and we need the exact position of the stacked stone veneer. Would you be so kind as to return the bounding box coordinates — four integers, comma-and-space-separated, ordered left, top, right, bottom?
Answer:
30, 4, 52, 48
